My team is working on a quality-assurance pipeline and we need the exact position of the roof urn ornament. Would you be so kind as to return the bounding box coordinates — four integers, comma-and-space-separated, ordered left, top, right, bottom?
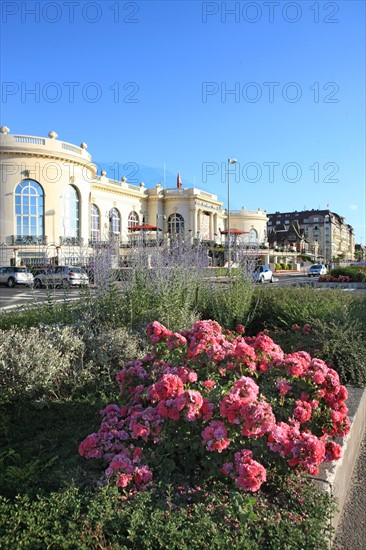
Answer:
0, 126, 10, 134
80, 142, 88, 149
48, 131, 58, 139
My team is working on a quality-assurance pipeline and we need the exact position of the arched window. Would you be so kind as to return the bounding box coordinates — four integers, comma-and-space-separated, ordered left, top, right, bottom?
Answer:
15, 179, 44, 240
109, 208, 121, 234
62, 185, 80, 238
168, 213, 184, 234
249, 228, 258, 243
91, 204, 100, 240
128, 211, 139, 229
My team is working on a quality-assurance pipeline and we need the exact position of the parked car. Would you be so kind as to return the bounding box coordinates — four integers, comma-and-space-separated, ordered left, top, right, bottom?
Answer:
33, 266, 89, 288
0, 266, 34, 287
252, 265, 274, 283
308, 264, 327, 277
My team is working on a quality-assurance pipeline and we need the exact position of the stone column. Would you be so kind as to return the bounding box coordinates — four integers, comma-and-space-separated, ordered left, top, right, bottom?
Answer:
209, 212, 214, 240
197, 209, 202, 238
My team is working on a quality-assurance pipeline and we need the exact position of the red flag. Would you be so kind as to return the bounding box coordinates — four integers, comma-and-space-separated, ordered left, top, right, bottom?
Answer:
177, 172, 182, 188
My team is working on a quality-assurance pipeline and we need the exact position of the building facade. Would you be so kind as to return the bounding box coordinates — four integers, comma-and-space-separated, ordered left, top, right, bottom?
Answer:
267, 210, 355, 263
0, 127, 269, 266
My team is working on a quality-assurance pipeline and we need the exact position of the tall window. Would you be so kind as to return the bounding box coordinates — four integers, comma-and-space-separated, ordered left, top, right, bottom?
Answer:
62, 185, 80, 238
168, 213, 184, 234
128, 211, 139, 229
15, 179, 44, 239
109, 208, 121, 234
249, 228, 258, 243
91, 204, 100, 240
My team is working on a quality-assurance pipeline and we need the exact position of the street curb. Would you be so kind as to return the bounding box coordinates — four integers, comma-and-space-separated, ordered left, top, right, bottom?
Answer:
314, 282, 366, 289
314, 386, 366, 540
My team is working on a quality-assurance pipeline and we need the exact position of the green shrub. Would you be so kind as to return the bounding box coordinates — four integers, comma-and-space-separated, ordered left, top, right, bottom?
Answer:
0, 324, 146, 403
311, 314, 366, 387
268, 312, 366, 387
330, 266, 366, 282
0, 398, 107, 499
0, 325, 85, 402
79, 325, 148, 394
0, 299, 75, 330
121, 265, 202, 332
248, 286, 363, 333
0, 285, 126, 332
200, 277, 255, 330
0, 476, 334, 549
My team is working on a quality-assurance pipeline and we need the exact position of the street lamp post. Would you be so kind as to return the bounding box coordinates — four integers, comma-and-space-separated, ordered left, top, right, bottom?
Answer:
227, 158, 238, 276
156, 214, 166, 246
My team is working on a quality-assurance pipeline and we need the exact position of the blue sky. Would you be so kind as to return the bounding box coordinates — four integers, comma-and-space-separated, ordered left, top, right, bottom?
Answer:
1, 0, 365, 243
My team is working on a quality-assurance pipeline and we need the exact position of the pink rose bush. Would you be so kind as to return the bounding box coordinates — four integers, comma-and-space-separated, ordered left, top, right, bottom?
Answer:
79, 320, 349, 495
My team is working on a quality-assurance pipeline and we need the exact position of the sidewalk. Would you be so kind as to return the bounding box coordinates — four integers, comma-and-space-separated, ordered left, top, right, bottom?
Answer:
334, 429, 366, 549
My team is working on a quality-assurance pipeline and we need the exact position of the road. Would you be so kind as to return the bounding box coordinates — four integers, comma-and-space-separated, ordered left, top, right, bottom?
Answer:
0, 286, 86, 311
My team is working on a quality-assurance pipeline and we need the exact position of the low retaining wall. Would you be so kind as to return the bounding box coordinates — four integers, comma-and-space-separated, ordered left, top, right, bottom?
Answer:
313, 282, 366, 289
315, 386, 366, 540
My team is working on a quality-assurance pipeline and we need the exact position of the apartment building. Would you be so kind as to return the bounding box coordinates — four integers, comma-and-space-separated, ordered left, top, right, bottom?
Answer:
267, 209, 355, 262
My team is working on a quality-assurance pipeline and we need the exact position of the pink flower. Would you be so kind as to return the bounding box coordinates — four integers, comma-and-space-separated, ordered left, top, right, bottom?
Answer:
250, 332, 285, 364
232, 377, 260, 401
200, 398, 214, 421
184, 390, 204, 421
157, 395, 186, 420
116, 473, 133, 488
276, 378, 292, 396
133, 465, 153, 485
201, 421, 231, 453
239, 401, 276, 438
324, 441, 342, 461
79, 434, 101, 459
234, 449, 267, 492
232, 340, 256, 370
293, 400, 312, 423
220, 392, 244, 424
148, 374, 184, 401
202, 379, 216, 391
288, 433, 326, 475
282, 351, 311, 377
146, 321, 173, 343
267, 422, 300, 458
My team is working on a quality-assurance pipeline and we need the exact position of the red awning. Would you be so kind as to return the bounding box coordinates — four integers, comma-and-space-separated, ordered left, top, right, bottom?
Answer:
220, 228, 247, 235
130, 224, 161, 231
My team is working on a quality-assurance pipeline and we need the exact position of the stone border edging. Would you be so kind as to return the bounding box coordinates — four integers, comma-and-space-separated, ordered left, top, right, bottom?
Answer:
314, 282, 366, 289
314, 386, 366, 540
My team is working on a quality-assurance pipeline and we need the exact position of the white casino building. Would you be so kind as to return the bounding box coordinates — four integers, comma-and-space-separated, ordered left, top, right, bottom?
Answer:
0, 127, 269, 266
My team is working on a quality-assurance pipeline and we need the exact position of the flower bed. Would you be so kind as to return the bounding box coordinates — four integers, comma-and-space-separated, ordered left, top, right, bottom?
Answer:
80, 320, 350, 497
319, 275, 351, 283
